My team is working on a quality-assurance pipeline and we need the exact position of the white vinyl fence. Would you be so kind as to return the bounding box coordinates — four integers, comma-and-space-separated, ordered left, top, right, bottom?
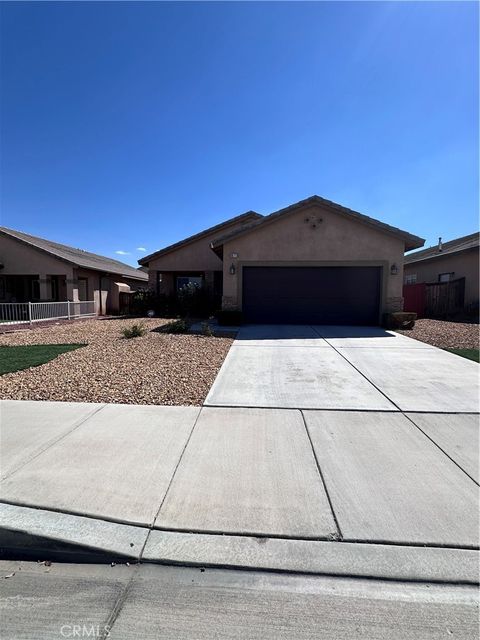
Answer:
0, 301, 96, 326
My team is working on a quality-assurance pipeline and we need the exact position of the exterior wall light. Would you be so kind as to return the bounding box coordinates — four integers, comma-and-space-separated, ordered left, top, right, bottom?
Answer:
390, 263, 398, 275
229, 263, 236, 275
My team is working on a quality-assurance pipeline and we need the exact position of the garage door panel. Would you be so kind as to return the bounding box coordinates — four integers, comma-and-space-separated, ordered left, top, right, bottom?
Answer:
242, 267, 381, 325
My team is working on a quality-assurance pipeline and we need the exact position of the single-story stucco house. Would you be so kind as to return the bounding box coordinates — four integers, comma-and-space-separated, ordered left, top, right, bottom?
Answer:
0, 227, 148, 315
140, 195, 424, 325
404, 232, 479, 310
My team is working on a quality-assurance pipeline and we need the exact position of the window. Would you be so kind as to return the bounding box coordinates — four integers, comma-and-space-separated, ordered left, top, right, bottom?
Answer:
176, 276, 203, 291
439, 272, 454, 283
404, 274, 417, 285
31, 279, 40, 300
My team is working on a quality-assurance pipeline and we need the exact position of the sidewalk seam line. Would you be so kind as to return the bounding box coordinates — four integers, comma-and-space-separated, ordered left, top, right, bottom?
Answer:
148, 406, 203, 535
0, 403, 108, 482
300, 409, 343, 541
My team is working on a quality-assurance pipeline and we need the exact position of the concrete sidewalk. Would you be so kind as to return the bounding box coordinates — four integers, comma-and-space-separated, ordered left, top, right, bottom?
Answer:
0, 398, 478, 583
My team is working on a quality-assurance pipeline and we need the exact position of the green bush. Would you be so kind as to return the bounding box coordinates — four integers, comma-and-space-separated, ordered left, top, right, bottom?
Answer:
121, 323, 147, 339
160, 319, 190, 334
201, 321, 214, 337
129, 286, 216, 319
216, 310, 243, 326
129, 290, 178, 318
177, 283, 212, 317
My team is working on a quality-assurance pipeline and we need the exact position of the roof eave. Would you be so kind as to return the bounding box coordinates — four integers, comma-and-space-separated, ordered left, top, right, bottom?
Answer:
405, 244, 478, 265
139, 211, 262, 265
211, 196, 425, 251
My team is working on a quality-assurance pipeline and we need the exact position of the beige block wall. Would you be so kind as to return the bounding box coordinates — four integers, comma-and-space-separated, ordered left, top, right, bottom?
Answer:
221, 204, 406, 315
404, 249, 479, 306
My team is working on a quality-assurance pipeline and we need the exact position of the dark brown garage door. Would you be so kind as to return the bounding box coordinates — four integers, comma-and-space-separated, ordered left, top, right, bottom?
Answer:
242, 266, 381, 325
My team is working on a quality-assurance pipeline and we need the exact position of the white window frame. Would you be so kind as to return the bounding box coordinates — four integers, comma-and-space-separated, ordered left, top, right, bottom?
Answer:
438, 272, 454, 283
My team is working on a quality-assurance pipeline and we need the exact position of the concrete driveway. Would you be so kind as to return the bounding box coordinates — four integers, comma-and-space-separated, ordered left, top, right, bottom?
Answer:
205, 324, 480, 412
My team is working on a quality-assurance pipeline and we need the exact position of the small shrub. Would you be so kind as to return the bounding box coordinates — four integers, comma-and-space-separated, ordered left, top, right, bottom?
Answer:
161, 319, 190, 334
201, 321, 214, 337
122, 323, 147, 339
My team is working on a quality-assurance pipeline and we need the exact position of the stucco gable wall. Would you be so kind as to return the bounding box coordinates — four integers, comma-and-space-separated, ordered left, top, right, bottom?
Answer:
222, 204, 406, 312
0, 233, 75, 277
147, 218, 260, 273
223, 204, 404, 261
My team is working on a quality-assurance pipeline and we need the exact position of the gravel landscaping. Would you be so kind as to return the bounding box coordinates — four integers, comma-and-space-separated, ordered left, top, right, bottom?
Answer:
0, 318, 233, 405
396, 318, 479, 349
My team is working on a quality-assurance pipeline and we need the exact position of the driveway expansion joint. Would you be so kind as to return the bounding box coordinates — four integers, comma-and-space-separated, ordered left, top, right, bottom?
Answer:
300, 409, 343, 541
402, 412, 480, 486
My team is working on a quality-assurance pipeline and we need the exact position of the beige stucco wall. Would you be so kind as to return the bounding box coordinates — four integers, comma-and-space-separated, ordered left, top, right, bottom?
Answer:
0, 233, 73, 277
221, 203, 406, 316
404, 249, 479, 306
0, 233, 75, 301
75, 269, 147, 314
146, 217, 258, 293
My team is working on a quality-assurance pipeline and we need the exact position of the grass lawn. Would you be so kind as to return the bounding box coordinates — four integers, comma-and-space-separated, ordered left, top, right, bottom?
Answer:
0, 344, 85, 375
445, 348, 480, 363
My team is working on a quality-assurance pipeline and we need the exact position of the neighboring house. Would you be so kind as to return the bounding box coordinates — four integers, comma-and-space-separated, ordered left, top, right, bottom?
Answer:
140, 195, 424, 325
0, 227, 148, 315
404, 232, 479, 309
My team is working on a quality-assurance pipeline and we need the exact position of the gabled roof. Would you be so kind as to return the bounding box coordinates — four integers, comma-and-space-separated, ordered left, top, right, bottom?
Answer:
0, 227, 148, 281
405, 232, 479, 265
138, 211, 262, 265
210, 195, 425, 254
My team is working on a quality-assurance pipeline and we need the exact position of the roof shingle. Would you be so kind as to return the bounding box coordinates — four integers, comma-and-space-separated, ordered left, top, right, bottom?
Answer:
405, 232, 479, 264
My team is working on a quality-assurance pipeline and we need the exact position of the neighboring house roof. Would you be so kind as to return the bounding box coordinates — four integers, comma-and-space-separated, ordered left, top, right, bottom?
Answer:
138, 211, 262, 265
405, 232, 479, 265
0, 227, 148, 281
210, 195, 425, 254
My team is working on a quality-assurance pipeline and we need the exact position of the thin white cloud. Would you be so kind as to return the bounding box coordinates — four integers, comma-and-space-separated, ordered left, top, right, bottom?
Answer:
115, 250, 130, 256
136, 247, 147, 252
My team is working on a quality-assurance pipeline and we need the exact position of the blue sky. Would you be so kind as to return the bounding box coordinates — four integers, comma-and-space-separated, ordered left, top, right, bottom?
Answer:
1, 1, 478, 266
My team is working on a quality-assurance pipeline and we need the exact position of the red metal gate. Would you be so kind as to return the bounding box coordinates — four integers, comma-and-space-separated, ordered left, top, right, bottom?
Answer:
403, 283, 426, 318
